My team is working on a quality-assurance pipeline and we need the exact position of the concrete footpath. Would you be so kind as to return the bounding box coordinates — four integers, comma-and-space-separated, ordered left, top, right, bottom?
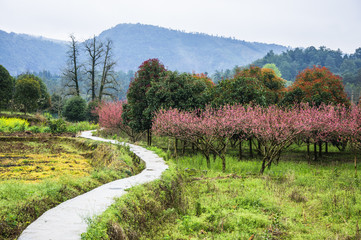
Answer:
18, 130, 168, 240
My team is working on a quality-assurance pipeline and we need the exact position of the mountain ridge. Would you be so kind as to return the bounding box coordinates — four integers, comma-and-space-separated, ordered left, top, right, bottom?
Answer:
0, 23, 288, 75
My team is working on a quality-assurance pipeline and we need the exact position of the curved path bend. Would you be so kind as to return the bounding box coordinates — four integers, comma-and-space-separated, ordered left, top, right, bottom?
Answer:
19, 130, 168, 240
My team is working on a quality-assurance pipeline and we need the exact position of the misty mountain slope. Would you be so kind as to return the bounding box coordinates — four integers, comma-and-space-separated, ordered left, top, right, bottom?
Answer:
99, 23, 287, 73
0, 24, 287, 75
0, 30, 67, 75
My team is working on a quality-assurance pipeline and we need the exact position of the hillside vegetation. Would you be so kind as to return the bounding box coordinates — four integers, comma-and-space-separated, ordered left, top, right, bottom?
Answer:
252, 47, 361, 84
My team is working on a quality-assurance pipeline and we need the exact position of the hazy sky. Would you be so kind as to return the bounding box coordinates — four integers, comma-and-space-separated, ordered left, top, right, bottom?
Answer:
0, 0, 360, 53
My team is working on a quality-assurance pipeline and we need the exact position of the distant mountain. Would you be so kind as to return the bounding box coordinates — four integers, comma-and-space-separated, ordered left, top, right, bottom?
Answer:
0, 24, 287, 75
0, 30, 67, 75
99, 24, 287, 73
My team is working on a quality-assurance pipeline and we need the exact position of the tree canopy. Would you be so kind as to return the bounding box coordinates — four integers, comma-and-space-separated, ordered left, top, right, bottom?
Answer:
14, 77, 41, 113
0, 65, 13, 109
122, 59, 166, 134
146, 71, 214, 113
214, 66, 286, 106
262, 63, 282, 78
63, 96, 87, 122
283, 66, 349, 106
17, 74, 51, 110
212, 76, 266, 106
252, 47, 361, 82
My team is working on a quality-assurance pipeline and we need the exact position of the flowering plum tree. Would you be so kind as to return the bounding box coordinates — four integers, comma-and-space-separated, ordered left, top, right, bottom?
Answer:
96, 101, 141, 142
153, 105, 248, 170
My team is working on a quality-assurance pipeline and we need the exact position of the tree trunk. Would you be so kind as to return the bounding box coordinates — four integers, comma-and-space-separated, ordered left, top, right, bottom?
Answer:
249, 138, 253, 158
307, 141, 310, 160
355, 152, 358, 178
221, 155, 226, 172
182, 141, 186, 155
260, 157, 267, 174
318, 142, 322, 158
258, 140, 262, 156
99, 40, 117, 101
239, 140, 243, 161
147, 129, 150, 146
205, 153, 210, 169
149, 130, 152, 146
325, 142, 328, 153
314, 143, 317, 161
174, 138, 178, 158
72, 36, 80, 96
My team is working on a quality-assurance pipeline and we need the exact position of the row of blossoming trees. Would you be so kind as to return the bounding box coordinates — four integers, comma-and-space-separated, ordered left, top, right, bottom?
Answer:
152, 104, 361, 173
95, 59, 357, 173
97, 100, 361, 174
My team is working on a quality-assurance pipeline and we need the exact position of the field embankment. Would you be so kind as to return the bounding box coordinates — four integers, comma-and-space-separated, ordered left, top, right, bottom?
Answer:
0, 135, 143, 240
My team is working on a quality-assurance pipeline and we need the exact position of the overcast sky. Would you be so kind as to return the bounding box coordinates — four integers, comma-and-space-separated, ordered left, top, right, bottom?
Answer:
0, 0, 360, 53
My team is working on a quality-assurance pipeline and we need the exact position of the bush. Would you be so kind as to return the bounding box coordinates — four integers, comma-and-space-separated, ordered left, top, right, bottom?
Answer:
48, 118, 67, 134
63, 96, 87, 122
28, 125, 41, 133
86, 100, 100, 122
42, 126, 51, 133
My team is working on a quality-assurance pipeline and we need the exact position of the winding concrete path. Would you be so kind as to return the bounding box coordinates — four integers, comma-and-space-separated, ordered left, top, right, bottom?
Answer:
18, 130, 168, 240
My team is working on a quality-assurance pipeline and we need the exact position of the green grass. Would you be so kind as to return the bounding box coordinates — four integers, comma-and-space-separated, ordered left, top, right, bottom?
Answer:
82, 136, 361, 240
0, 116, 98, 134
0, 137, 143, 240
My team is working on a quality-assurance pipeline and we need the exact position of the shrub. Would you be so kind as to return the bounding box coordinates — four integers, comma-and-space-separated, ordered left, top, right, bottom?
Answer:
28, 125, 41, 133
48, 118, 67, 134
86, 100, 100, 122
63, 96, 87, 122
42, 126, 51, 133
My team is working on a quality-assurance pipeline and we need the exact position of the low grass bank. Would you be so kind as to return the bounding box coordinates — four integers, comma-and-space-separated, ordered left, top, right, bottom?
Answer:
0, 136, 144, 240
0, 116, 98, 134
83, 144, 361, 239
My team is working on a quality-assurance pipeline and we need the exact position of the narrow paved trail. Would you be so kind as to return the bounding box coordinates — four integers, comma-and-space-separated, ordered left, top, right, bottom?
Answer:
18, 130, 168, 240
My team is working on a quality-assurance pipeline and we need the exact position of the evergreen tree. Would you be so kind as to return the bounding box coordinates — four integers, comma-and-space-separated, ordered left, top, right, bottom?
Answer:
17, 74, 51, 110
63, 96, 87, 122
14, 77, 41, 113
0, 65, 13, 110
122, 59, 166, 145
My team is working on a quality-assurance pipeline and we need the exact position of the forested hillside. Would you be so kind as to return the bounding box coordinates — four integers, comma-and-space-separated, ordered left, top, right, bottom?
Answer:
252, 47, 361, 83
0, 30, 67, 75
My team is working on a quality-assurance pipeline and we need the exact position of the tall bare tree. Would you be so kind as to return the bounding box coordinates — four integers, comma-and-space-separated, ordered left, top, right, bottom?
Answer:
99, 39, 118, 101
63, 34, 81, 96
84, 36, 103, 101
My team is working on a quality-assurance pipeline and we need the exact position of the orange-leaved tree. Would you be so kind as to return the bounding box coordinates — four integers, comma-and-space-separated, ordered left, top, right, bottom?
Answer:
284, 66, 349, 106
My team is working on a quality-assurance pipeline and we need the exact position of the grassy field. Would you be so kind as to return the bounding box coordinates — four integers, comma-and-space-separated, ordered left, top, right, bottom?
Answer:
83, 137, 361, 240
0, 136, 143, 240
